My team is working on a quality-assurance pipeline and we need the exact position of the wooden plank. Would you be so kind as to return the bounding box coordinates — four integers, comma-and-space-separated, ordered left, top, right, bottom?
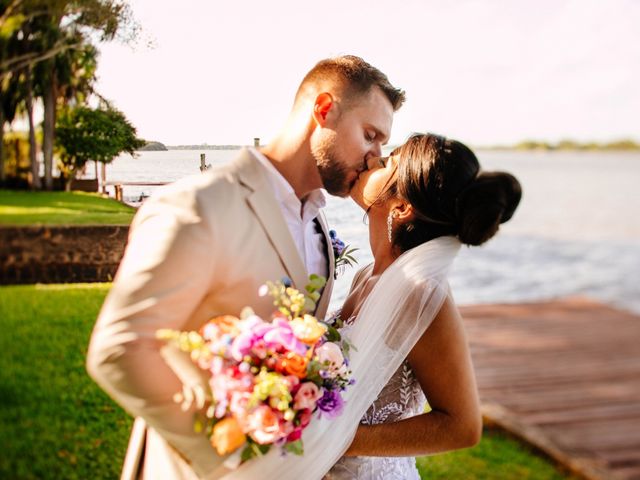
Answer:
462, 299, 640, 480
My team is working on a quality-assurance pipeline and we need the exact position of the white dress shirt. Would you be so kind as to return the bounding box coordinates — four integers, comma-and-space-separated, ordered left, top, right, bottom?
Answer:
251, 148, 328, 280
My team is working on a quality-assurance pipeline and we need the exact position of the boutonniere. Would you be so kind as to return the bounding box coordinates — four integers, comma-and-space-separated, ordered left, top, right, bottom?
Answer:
329, 230, 358, 278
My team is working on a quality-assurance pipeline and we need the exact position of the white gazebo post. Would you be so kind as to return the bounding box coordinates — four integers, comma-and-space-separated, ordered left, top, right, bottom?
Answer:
100, 162, 107, 194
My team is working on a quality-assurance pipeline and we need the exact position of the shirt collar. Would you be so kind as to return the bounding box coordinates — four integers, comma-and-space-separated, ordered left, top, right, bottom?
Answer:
250, 147, 326, 218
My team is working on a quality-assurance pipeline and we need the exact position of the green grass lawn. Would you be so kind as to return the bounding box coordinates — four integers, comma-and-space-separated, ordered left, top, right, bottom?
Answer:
0, 190, 135, 225
416, 430, 577, 480
0, 284, 131, 479
0, 284, 576, 479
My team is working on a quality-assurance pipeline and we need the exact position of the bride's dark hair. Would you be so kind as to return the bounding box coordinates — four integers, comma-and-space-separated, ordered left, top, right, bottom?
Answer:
382, 133, 521, 250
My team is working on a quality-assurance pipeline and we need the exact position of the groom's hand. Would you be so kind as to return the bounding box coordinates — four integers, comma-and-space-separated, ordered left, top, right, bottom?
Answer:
173, 383, 210, 412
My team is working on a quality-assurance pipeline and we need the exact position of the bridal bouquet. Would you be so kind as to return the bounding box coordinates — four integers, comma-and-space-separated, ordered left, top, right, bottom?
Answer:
157, 275, 354, 463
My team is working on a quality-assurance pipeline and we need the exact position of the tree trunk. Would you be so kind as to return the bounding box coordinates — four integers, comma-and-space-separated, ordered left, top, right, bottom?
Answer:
42, 66, 57, 191
0, 108, 5, 184
64, 166, 76, 192
25, 68, 41, 190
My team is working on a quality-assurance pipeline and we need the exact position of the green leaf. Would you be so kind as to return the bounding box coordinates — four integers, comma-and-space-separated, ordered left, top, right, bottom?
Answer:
0, 14, 25, 39
307, 274, 327, 291
303, 298, 316, 313
305, 360, 324, 384
284, 440, 304, 455
240, 444, 256, 462
324, 324, 341, 342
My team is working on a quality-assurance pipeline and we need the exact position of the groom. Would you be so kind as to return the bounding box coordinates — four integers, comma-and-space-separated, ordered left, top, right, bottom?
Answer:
86, 55, 404, 480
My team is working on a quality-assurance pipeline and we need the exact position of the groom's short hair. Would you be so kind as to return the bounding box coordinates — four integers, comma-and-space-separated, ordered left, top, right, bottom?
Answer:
294, 55, 405, 111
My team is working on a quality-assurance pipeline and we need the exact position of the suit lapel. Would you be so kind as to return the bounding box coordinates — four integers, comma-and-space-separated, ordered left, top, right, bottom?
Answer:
314, 211, 335, 321
233, 149, 309, 293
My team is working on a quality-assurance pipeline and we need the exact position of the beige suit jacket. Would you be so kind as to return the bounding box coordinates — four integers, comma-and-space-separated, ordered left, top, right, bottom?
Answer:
86, 149, 335, 479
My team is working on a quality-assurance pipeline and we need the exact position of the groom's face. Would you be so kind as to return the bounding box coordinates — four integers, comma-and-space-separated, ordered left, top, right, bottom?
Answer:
314, 86, 394, 197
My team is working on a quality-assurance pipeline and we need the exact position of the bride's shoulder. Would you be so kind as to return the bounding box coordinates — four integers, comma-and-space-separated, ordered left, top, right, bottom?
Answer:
350, 263, 373, 290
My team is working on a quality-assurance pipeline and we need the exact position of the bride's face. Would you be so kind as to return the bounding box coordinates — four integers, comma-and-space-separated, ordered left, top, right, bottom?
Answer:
350, 154, 398, 210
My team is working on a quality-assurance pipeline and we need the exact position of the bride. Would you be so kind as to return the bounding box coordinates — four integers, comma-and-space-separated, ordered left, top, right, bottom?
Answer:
219, 132, 521, 479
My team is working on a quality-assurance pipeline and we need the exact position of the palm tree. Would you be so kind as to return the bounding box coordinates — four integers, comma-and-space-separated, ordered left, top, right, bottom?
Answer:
38, 31, 98, 190
13, 17, 44, 189
0, 75, 21, 183
23, 65, 41, 189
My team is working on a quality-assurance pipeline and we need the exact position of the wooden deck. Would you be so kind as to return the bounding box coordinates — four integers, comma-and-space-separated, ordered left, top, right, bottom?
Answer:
461, 298, 640, 480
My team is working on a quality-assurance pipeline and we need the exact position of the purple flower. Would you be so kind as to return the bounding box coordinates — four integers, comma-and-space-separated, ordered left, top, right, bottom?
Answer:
316, 389, 345, 419
330, 230, 346, 257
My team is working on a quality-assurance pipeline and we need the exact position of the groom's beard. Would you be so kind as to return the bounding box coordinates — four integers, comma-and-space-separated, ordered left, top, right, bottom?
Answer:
314, 138, 350, 197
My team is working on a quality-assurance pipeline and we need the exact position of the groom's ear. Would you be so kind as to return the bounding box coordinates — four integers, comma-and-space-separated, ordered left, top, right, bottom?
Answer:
312, 92, 336, 126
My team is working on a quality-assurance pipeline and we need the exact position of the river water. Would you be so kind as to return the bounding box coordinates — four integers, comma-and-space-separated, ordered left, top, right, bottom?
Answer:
104, 149, 640, 314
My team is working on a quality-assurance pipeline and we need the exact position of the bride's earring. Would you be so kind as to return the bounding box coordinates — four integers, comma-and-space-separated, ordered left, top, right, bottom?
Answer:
387, 212, 395, 243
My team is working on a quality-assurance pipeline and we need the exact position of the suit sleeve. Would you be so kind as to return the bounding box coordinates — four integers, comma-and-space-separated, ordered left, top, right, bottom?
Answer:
86, 189, 223, 477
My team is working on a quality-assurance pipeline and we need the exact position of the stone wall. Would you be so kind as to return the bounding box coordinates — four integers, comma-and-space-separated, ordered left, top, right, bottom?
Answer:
0, 225, 129, 284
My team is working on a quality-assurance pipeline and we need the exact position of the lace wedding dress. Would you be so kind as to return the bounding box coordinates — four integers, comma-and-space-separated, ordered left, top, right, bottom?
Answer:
324, 313, 426, 480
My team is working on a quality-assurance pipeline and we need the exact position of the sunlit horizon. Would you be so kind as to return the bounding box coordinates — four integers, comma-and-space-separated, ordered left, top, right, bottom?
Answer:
87, 0, 640, 147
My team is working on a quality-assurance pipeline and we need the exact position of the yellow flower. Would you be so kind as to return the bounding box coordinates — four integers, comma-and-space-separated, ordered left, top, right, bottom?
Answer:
211, 417, 246, 456
289, 314, 327, 345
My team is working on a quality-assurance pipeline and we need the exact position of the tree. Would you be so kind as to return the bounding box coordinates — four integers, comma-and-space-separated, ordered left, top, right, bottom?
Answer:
2, 4, 34, 186
35, 0, 138, 190
0, 67, 23, 183
1, 0, 138, 80
55, 104, 143, 191
2, 0, 139, 189
38, 32, 99, 190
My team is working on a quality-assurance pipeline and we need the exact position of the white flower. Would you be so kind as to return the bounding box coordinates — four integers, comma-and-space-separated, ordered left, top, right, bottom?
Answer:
315, 342, 345, 377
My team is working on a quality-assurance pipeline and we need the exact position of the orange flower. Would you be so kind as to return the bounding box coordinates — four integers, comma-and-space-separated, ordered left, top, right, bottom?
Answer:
281, 352, 308, 379
202, 315, 241, 337
211, 417, 247, 456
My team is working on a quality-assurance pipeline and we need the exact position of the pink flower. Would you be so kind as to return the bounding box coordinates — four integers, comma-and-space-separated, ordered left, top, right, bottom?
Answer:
230, 391, 252, 427
293, 382, 322, 410
283, 375, 301, 393
286, 410, 311, 442
315, 342, 345, 377
230, 334, 260, 362
275, 412, 294, 439
298, 408, 312, 428
286, 428, 303, 442
262, 318, 307, 355
201, 322, 221, 341
246, 406, 281, 444
230, 316, 308, 362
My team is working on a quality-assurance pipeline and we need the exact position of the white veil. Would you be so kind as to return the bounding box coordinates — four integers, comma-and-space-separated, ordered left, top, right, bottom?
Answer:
219, 236, 461, 480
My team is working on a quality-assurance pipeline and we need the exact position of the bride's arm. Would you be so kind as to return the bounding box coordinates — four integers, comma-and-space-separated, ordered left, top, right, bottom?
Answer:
343, 296, 482, 457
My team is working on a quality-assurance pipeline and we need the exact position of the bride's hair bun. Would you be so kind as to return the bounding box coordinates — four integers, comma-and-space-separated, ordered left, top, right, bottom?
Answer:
456, 171, 522, 246
383, 133, 522, 252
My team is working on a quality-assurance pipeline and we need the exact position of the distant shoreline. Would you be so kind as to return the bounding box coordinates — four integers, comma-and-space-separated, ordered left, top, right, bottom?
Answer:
474, 139, 640, 152
166, 145, 244, 150
137, 141, 640, 153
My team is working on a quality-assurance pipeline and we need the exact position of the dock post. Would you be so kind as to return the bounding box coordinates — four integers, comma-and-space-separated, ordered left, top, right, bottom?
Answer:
114, 184, 123, 202
199, 153, 211, 172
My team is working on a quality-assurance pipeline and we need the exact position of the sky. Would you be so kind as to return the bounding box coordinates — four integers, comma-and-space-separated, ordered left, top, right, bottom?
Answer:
94, 0, 640, 147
